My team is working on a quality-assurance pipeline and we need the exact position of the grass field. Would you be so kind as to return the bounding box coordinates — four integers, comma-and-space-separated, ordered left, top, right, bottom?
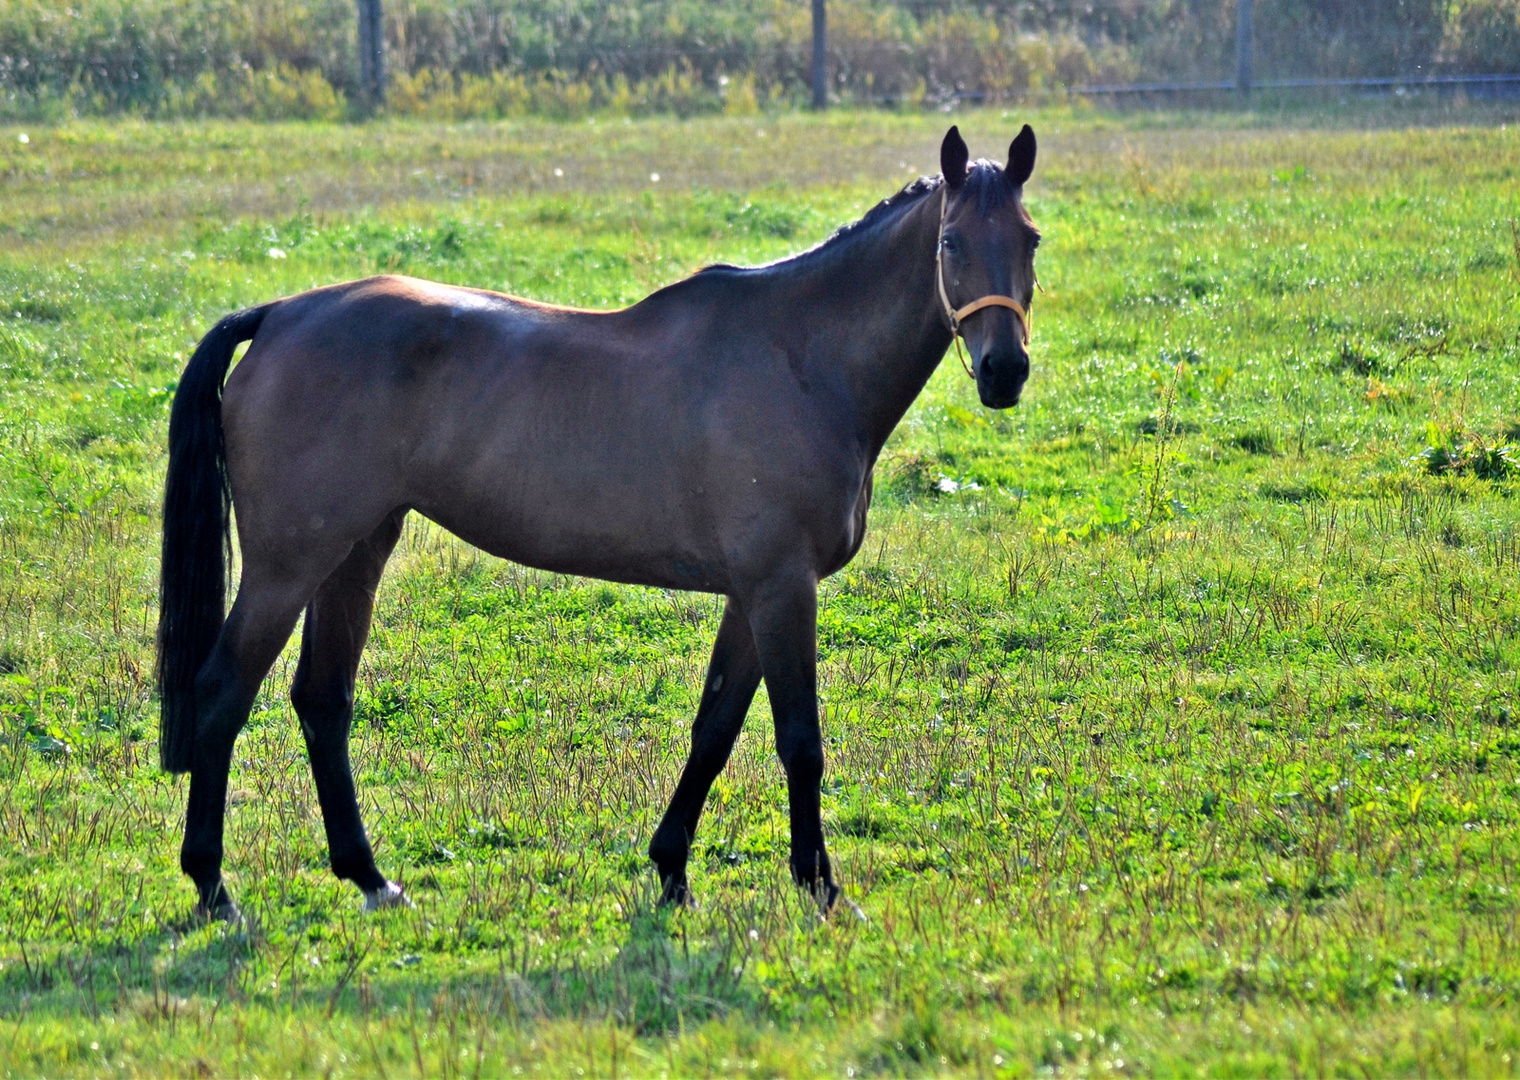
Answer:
2, 99, 1520, 1075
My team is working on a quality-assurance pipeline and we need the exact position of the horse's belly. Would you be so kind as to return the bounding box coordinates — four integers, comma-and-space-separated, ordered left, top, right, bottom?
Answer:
412, 482, 730, 593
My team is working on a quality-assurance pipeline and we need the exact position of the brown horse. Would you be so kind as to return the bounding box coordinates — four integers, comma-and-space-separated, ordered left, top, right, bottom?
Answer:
158, 124, 1040, 919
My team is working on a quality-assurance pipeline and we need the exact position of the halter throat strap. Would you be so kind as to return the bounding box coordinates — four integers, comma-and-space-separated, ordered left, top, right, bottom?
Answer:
935, 185, 1030, 344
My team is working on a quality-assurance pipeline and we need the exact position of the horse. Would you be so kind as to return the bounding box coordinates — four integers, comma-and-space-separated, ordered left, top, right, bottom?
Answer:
157, 124, 1041, 920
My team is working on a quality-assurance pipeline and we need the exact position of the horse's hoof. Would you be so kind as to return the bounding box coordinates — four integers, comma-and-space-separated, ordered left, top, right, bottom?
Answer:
363, 881, 413, 912
194, 899, 243, 925
808, 880, 842, 918
657, 876, 694, 909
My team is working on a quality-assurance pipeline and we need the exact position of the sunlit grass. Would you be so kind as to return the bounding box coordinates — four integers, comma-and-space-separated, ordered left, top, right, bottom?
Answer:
2, 104, 1520, 1075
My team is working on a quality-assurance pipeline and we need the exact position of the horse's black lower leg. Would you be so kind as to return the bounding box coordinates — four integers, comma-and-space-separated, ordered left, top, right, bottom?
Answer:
743, 573, 838, 909
648, 598, 762, 904
291, 511, 405, 904
181, 588, 305, 919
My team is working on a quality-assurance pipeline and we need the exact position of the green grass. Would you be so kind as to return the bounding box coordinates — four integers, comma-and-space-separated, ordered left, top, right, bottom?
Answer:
2, 103, 1520, 1075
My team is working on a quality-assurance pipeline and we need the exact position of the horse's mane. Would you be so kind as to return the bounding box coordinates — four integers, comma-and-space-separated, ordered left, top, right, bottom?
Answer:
695, 160, 1024, 280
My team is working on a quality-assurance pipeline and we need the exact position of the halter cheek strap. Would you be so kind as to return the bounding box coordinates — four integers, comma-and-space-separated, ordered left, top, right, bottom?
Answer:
936, 185, 1031, 379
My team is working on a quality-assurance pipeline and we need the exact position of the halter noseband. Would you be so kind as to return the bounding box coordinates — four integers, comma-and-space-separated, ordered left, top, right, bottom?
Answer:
936, 185, 1031, 378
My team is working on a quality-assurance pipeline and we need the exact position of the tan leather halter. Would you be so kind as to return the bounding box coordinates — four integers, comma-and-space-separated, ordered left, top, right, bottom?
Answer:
936, 185, 1031, 378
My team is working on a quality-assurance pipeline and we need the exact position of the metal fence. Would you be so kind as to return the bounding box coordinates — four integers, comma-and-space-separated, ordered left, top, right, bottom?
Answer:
1074, 73, 1520, 99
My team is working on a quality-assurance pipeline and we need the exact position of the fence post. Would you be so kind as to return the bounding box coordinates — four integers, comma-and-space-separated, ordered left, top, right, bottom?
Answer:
1235, 0, 1253, 98
357, 0, 386, 111
812, 0, 828, 110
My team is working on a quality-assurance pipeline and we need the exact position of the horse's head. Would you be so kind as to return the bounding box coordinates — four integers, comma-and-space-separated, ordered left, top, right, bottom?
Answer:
936, 124, 1040, 409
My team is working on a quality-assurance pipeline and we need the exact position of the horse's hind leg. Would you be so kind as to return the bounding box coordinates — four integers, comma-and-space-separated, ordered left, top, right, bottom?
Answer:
289, 509, 407, 910
182, 581, 310, 920
648, 598, 762, 905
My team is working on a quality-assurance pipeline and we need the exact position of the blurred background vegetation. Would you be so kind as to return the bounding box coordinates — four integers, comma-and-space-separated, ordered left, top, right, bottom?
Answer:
0, 0, 1517, 120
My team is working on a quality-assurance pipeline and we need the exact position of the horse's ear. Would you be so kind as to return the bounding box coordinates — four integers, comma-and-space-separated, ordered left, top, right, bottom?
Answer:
1006, 124, 1037, 187
941, 126, 969, 190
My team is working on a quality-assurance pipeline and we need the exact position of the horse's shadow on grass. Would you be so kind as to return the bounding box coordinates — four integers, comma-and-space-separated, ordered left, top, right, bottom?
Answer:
424, 905, 758, 1034
0, 895, 757, 1035
0, 915, 256, 1021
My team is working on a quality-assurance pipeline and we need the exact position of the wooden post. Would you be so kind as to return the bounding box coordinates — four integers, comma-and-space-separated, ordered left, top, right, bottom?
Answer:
357, 0, 386, 110
811, 0, 827, 110
1235, 0, 1253, 99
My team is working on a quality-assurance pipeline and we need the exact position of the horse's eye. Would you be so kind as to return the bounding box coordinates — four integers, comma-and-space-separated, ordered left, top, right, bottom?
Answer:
940, 235, 960, 255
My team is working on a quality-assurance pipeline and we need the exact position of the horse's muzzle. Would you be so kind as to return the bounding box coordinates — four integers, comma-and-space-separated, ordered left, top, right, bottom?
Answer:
976, 348, 1029, 409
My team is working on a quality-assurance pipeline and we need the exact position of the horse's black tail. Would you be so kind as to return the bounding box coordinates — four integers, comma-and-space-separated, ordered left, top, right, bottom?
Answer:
156, 304, 272, 773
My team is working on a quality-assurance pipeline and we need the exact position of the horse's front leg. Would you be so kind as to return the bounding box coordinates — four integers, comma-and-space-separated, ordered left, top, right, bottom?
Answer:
742, 571, 839, 910
648, 597, 762, 905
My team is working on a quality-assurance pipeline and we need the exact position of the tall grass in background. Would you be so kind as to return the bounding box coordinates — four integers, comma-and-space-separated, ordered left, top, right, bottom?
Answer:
0, 0, 1517, 121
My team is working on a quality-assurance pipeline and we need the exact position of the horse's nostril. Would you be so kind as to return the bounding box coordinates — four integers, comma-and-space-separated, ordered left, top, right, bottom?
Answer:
981, 352, 1029, 381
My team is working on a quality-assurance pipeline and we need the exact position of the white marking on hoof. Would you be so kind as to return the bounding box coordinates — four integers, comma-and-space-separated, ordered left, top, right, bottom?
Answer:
363, 881, 413, 912
840, 896, 868, 924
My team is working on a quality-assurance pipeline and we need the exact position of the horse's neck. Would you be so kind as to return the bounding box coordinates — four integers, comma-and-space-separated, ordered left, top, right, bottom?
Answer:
797, 195, 951, 458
